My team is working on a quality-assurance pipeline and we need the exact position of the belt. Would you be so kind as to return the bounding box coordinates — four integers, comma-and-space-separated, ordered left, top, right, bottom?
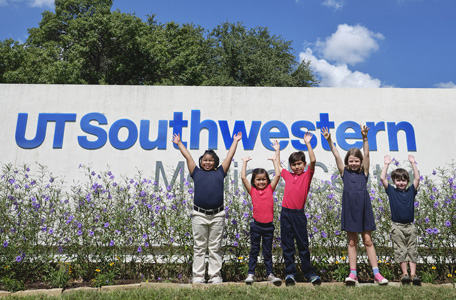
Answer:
194, 205, 224, 215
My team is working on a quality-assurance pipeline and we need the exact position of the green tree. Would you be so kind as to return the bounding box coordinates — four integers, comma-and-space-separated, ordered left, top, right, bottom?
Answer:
204, 22, 317, 87
0, 0, 317, 86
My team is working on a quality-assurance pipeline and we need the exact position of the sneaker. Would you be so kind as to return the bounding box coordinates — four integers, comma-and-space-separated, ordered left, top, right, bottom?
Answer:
245, 274, 255, 284
285, 275, 296, 286
267, 274, 282, 287
310, 275, 322, 286
401, 273, 411, 285
374, 273, 389, 285
411, 275, 421, 286
209, 277, 223, 284
192, 278, 205, 284
345, 273, 359, 285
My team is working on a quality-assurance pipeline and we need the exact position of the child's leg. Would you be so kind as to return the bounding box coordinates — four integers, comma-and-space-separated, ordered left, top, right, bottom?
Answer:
261, 224, 274, 275
409, 262, 417, 276
400, 262, 409, 275
294, 213, 316, 280
280, 208, 297, 276
361, 231, 378, 268
248, 222, 262, 275
192, 213, 210, 282
347, 231, 358, 270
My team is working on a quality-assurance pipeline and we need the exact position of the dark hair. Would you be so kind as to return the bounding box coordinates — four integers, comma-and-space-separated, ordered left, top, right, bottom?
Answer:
250, 168, 271, 188
198, 150, 219, 170
344, 148, 364, 173
391, 168, 410, 183
288, 151, 306, 166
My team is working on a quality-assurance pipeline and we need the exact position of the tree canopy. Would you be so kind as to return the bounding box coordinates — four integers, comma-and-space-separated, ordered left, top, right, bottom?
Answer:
0, 0, 317, 86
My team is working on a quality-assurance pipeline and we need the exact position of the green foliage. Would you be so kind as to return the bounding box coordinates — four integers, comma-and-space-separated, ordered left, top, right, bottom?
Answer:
45, 263, 72, 288
0, 274, 25, 292
0, 0, 317, 86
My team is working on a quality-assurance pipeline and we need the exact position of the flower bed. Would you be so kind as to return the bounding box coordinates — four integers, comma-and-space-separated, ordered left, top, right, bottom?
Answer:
1, 161, 455, 290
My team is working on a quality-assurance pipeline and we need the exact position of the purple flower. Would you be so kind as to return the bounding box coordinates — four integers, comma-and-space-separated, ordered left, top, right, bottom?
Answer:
137, 246, 142, 253
414, 201, 419, 208
335, 230, 340, 236
104, 222, 109, 228
233, 242, 238, 247
77, 230, 82, 235
109, 240, 115, 246
16, 255, 22, 262
143, 233, 148, 239
445, 221, 451, 227
243, 212, 249, 219
425, 217, 429, 223
432, 170, 436, 175
430, 195, 435, 201
89, 230, 94, 236
313, 227, 318, 232
188, 188, 194, 194
8, 178, 15, 184
321, 231, 327, 238
48, 228, 54, 234
3, 241, 8, 248
145, 242, 149, 247
432, 228, 439, 234
231, 219, 237, 225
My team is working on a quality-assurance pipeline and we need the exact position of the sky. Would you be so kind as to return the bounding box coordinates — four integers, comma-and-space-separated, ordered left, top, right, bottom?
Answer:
0, 0, 455, 88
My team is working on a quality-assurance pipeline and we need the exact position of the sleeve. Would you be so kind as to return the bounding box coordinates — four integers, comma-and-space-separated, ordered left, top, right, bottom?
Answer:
219, 167, 227, 177
281, 168, 291, 181
191, 166, 199, 178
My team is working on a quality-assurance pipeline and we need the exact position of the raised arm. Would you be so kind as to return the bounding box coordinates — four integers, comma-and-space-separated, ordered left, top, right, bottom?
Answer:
241, 157, 252, 194
172, 133, 196, 174
268, 150, 281, 190
221, 132, 242, 173
361, 124, 370, 176
321, 127, 344, 175
304, 132, 316, 171
271, 140, 283, 174
409, 155, 420, 189
380, 155, 391, 189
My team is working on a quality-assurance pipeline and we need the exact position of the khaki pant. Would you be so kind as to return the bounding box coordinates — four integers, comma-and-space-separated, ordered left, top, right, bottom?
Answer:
192, 210, 225, 283
391, 222, 419, 263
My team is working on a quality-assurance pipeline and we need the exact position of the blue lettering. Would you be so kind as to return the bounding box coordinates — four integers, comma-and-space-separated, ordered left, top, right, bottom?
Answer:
78, 113, 108, 150
336, 121, 362, 150
366, 122, 385, 151
291, 121, 317, 150
316, 113, 335, 150
260, 120, 289, 150
219, 120, 261, 150
190, 110, 217, 150
387, 122, 417, 151
169, 112, 188, 149
140, 120, 168, 150
16, 113, 76, 149
109, 119, 138, 150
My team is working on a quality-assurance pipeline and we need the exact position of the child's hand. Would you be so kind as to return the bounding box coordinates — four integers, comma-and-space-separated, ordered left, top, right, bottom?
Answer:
361, 125, 369, 138
233, 131, 243, 141
242, 156, 252, 163
321, 127, 331, 140
172, 133, 181, 144
384, 155, 391, 165
271, 140, 280, 151
408, 155, 416, 164
267, 153, 278, 161
304, 132, 313, 144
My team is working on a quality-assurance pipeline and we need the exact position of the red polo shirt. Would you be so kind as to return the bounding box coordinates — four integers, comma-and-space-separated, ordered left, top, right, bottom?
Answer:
281, 168, 314, 209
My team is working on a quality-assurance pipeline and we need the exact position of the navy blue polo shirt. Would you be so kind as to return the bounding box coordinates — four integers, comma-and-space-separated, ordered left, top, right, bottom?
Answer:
191, 167, 226, 209
385, 184, 417, 224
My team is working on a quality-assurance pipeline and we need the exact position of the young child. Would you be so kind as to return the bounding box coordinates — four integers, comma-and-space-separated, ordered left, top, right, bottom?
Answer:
241, 144, 282, 286
172, 131, 242, 284
273, 133, 322, 286
380, 155, 421, 286
322, 125, 388, 285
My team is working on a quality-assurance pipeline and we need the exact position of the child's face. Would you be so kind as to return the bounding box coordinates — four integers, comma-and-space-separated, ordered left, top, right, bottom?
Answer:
347, 155, 361, 171
394, 178, 408, 190
290, 160, 306, 175
201, 154, 215, 171
253, 173, 268, 190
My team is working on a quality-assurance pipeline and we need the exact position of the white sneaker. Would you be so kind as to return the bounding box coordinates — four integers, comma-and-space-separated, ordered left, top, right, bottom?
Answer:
209, 277, 223, 284
267, 274, 282, 286
245, 274, 255, 284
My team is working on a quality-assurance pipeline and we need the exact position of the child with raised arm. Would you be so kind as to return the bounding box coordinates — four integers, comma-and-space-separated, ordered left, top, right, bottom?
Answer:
380, 155, 421, 286
273, 132, 322, 286
322, 125, 388, 285
172, 132, 242, 284
241, 141, 282, 286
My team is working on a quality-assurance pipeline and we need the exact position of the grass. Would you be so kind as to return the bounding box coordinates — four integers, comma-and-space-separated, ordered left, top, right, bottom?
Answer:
5, 284, 456, 300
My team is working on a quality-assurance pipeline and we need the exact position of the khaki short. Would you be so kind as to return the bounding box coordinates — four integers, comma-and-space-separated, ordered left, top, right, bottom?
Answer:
391, 222, 419, 263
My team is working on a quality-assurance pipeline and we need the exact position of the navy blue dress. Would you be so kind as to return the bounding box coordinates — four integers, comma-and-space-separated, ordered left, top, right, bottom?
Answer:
341, 169, 376, 232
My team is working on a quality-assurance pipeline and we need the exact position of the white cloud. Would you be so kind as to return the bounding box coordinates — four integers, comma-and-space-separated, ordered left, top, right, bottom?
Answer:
0, 0, 53, 8
322, 0, 344, 10
433, 81, 456, 89
300, 48, 382, 88
316, 24, 384, 65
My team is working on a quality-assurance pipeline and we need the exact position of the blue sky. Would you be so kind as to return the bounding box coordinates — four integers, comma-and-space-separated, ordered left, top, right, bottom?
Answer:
1, 0, 455, 88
